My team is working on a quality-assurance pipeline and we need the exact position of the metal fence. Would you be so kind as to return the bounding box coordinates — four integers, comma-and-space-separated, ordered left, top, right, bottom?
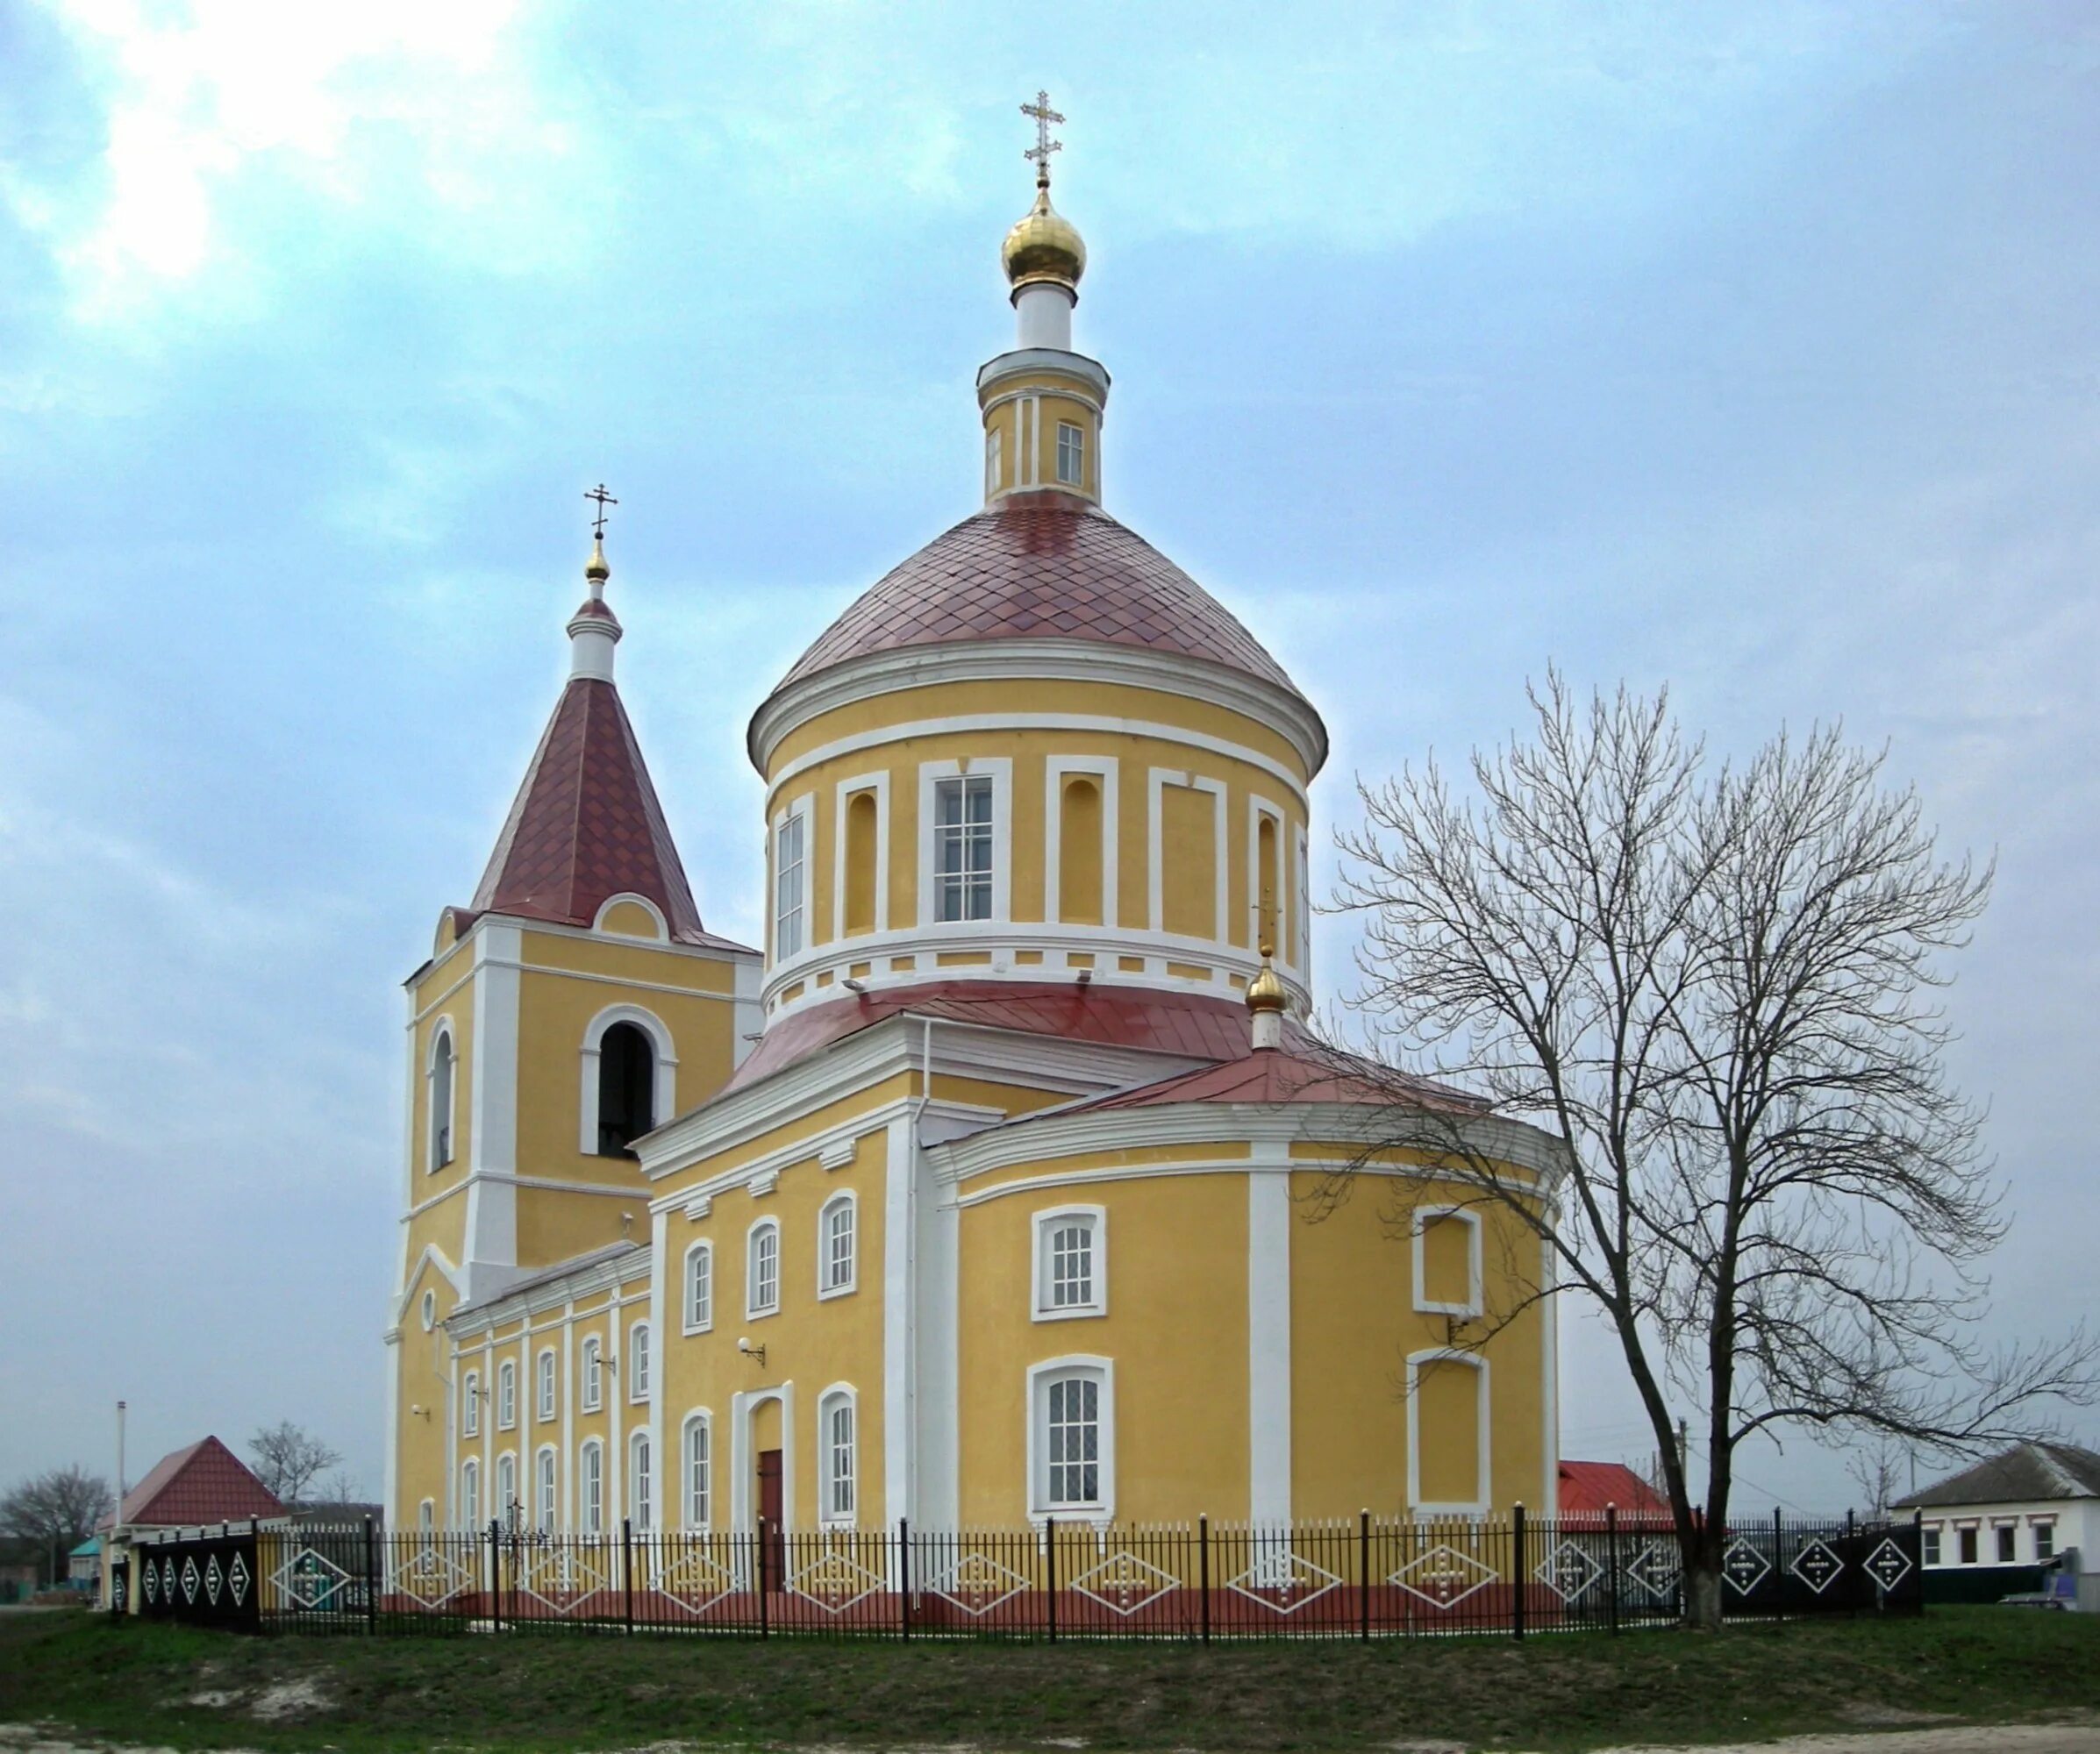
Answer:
123, 1508, 1923, 1641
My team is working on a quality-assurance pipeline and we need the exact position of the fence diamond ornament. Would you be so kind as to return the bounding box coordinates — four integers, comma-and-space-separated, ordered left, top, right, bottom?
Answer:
1071, 1549, 1178, 1617
1225, 1548, 1343, 1615
143, 1560, 159, 1604
1790, 1538, 1844, 1594
649, 1547, 737, 1615
227, 1551, 251, 1607
1390, 1542, 1496, 1608
1863, 1537, 1913, 1591
204, 1553, 224, 1606
180, 1555, 200, 1604
161, 1557, 175, 1601
787, 1544, 885, 1615
1535, 1539, 1604, 1603
1722, 1537, 1773, 1595
390, 1544, 471, 1610
270, 1545, 350, 1610
925, 1551, 1031, 1617
1620, 1541, 1682, 1603
517, 1542, 613, 1616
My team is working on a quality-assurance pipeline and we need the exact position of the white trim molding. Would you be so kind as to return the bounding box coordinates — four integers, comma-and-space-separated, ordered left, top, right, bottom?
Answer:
1405, 1348, 1492, 1517
1029, 1203, 1107, 1322
1147, 768, 1228, 942
1026, 1354, 1115, 1525
1411, 1207, 1485, 1317
579, 1003, 679, 1157
591, 891, 668, 941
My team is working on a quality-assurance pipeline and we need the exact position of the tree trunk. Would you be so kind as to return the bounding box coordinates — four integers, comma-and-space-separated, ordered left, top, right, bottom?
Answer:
1685, 1559, 1724, 1631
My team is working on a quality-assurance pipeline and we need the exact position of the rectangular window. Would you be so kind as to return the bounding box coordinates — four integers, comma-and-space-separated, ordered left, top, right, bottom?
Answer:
537, 1351, 556, 1422
686, 1245, 712, 1331
461, 1371, 480, 1437
630, 1324, 650, 1402
749, 1224, 780, 1316
2034, 1522, 2055, 1561
1051, 1222, 1092, 1308
1033, 1208, 1104, 1319
1046, 1375, 1101, 1507
822, 1199, 855, 1294
687, 1420, 710, 1528
775, 811, 806, 958
581, 1339, 602, 1412
1958, 1526, 1978, 1565
1922, 1525, 1941, 1565
1056, 421, 1083, 486
497, 1361, 516, 1430
1996, 1523, 2017, 1564
933, 774, 995, 922
986, 428, 1003, 496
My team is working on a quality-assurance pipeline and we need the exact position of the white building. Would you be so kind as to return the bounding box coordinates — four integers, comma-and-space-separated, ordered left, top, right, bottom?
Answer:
1895, 1440, 2100, 1610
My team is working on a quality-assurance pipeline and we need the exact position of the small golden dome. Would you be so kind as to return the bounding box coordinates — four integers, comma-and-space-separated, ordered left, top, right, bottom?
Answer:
1246, 945, 1287, 1016
1003, 182, 1086, 294
585, 536, 610, 582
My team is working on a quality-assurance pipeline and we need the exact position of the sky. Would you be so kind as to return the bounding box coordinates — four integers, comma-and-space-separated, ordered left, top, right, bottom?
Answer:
2, 1, 2096, 1515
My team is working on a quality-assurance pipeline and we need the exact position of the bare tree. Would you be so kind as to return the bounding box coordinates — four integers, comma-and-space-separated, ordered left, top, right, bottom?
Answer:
248, 1422, 341, 1508
0, 1465, 112, 1586
1846, 1437, 1910, 1520
1329, 673, 2094, 1629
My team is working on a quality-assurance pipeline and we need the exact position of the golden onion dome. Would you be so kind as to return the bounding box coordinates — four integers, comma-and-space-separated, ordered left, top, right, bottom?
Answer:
1003, 182, 1086, 294
1246, 945, 1287, 1016
584, 536, 610, 582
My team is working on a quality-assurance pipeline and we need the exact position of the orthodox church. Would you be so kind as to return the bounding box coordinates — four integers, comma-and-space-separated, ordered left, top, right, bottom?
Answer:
386, 111, 1561, 1541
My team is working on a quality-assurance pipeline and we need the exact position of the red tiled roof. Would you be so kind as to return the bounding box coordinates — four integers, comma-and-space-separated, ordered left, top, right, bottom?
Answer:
103, 1436, 284, 1530
769, 494, 1311, 702
1557, 1460, 1675, 1527
472, 677, 739, 950
1063, 1040, 1478, 1116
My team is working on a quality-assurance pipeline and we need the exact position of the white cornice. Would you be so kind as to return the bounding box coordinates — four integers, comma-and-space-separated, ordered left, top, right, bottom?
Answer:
747, 641, 1328, 781
448, 1245, 652, 1334
975, 347, 1111, 400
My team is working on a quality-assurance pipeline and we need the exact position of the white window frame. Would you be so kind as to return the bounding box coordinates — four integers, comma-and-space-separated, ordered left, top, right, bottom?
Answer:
1411, 1207, 1485, 1317
590, 889, 668, 941
496, 1359, 517, 1430
985, 425, 1003, 496
580, 1337, 603, 1412
577, 1004, 678, 1156
1921, 1522, 1942, 1565
420, 1289, 437, 1332
1246, 794, 1286, 952
682, 1240, 714, 1334
629, 1321, 650, 1403
1055, 419, 1084, 486
817, 1384, 857, 1528
746, 1217, 782, 1319
1043, 757, 1120, 928
536, 1348, 557, 1422
917, 759, 1011, 927
418, 1498, 435, 1536
1294, 824, 1311, 972
2032, 1519, 2056, 1561
818, 1192, 857, 1300
1031, 1205, 1107, 1322
1994, 1521, 2018, 1564
1026, 1356, 1114, 1523
630, 1430, 654, 1532
426, 1019, 458, 1173
461, 1368, 481, 1437
1146, 768, 1229, 940
771, 795, 814, 961
535, 1444, 558, 1533
580, 1438, 604, 1535
831, 771, 891, 940
682, 1410, 712, 1529
496, 1451, 518, 1527
1404, 1347, 1492, 1516
460, 1458, 481, 1530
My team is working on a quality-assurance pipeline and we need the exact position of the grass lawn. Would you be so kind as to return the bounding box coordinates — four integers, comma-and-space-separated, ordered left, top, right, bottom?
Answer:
1, 1607, 2096, 1752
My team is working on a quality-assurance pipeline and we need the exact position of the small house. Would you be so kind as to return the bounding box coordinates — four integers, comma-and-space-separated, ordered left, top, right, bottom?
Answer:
1894, 1440, 2100, 1609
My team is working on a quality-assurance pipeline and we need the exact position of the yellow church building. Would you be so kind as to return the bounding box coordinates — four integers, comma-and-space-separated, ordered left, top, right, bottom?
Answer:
385, 119, 1563, 1549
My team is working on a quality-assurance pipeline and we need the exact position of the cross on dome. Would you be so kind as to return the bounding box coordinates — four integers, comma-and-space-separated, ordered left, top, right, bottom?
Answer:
1021, 89, 1063, 187
585, 482, 618, 540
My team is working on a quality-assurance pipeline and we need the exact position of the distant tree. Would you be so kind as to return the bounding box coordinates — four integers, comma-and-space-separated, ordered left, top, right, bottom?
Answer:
0, 1465, 112, 1585
316, 1467, 368, 1508
248, 1422, 341, 1508
1328, 673, 2096, 1629
1846, 1437, 1910, 1519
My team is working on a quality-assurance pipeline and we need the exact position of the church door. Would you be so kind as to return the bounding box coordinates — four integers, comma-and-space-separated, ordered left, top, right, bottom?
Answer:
756, 1449, 785, 1592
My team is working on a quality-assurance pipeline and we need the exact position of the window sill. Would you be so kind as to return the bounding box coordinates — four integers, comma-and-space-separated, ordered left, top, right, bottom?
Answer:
746, 1305, 781, 1323
1032, 1303, 1105, 1323
1413, 1300, 1484, 1318
682, 1320, 713, 1337
817, 1282, 857, 1302
1027, 1506, 1112, 1530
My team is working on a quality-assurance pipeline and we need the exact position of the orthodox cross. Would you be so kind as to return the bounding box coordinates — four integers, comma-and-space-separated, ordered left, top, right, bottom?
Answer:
584, 482, 618, 539
1021, 89, 1064, 183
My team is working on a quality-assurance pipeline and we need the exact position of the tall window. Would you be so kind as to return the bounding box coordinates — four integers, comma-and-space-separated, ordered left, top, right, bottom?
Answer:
684, 1242, 713, 1331
1959, 1525, 1978, 1565
933, 775, 994, 922
1056, 421, 1084, 486
580, 1440, 604, 1535
819, 1194, 855, 1296
685, 1415, 711, 1528
581, 1337, 603, 1411
428, 1028, 455, 1170
2036, 1522, 2056, 1561
1922, 1525, 1941, 1565
985, 427, 1003, 496
596, 1022, 654, 1156
496, 1453, 518, 1528
461, 1458, 481, 1530
461, 1370, 481, 1437
496, 1360, 517, 1430
820, 1390, 855, 1523
630, 1432, 653, 1532
630, 1322, 650, 1401
536, 1448, 557, 1533
537, 1350, 556, 1422
775, 810, 807, 957
1040, 1372, 1102, 1509
1033, 1208, 1104, 1319
747, 1221, 781, 1317
1996, 1524, 2017, 1563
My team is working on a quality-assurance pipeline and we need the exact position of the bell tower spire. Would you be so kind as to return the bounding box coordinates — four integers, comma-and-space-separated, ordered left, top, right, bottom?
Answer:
568, 482, 623, 682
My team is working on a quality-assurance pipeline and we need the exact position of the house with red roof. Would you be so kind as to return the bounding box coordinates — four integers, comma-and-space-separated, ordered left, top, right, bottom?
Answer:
101, 1437, 282, 1608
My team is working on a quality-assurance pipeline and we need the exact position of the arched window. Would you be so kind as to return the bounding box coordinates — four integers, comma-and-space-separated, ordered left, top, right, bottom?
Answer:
683, 1242, 713, 1333
746, 1219, 781, 1318
1059, 776, 1104, 924
630, 1431, 654, 1532
683, 1412, 711, 1529
579, 1439, 604, 1535
1406, 1350, 1490, 1515
629, 1322, 650, 1402
580, 1337, 603, 1411
496, 1453, 518, 1529
535, 1446, 557, 1533
536, 1349, 557, 1422
460, 1458, 481, 1531
1029, 1357, 1113, 1520
844, 789, 879, 935
427, 1024, 456, 1171
596, 1023, 655, 1156
461, 1369, 481, 1437
1255, 812, 1280, 952
818, 1194, 856, 1298
818, 1387, 856, 1526
496, 1359, 516, 1430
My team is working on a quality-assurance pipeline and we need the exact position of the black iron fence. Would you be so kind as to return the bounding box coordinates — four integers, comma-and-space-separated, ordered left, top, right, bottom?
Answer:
122, 1508, 1922, 1641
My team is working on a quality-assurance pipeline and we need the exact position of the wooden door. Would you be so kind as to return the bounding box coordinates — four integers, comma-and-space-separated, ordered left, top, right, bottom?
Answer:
757, 1449, 784, 1590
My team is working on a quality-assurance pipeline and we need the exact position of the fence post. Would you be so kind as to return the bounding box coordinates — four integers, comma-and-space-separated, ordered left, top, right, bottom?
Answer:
1046, 1516, 1058, 1644
623, 1519, 635, 1634
363, 1517, 378, 1635
899, 1519, 911, 1642
1511, 1503, 1526, 1643
1198, 1516, 1211, 1646
757, 1524, 769, 1640
1774, 1507, 1785, 1622
1359, 1509, 1372, 1643
489, 1520, 503, 1634
1912, 1508, 1925, 1616
1845, 1508, 1857, 1618
1607, 1506, 1620, 1636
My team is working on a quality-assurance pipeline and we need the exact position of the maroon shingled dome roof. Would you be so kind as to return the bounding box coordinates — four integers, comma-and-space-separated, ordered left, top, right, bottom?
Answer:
771, 492, 1308, 700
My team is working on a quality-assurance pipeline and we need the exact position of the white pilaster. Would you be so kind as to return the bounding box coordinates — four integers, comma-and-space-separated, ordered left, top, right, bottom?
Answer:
882, 1115, 916, 1527
463, 923, 521, 1300
1246, 1146, 1293, 1522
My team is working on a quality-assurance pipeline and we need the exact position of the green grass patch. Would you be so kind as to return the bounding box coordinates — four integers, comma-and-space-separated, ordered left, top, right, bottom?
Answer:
1, 1607, 2096, 1752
